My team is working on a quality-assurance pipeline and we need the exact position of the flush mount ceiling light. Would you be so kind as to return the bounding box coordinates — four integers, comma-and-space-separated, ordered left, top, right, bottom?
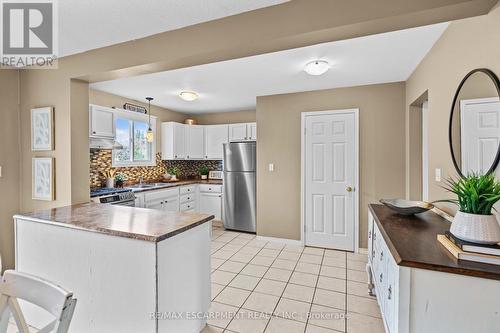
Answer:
179, 91, 199, 101
304, 60, 330, 76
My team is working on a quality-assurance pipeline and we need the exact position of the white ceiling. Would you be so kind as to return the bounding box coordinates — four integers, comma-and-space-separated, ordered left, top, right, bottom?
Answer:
59, 0, 288, 57
91, 23, 449, 114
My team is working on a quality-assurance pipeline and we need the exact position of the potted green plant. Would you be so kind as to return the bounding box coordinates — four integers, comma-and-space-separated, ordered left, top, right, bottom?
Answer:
439, 173, 500, 244
114, 173, 125, 188
167, 167, 181, 181
198, 166, 209, 180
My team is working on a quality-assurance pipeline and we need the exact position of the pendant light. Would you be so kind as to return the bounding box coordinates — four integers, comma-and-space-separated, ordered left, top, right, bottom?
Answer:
146, 97, 154, 143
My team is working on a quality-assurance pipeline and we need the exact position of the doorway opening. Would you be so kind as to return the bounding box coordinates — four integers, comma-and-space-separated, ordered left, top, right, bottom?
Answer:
409, 92, 429, 201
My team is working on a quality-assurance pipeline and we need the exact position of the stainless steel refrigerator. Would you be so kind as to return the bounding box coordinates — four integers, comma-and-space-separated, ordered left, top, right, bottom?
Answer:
223, 142, 256, 233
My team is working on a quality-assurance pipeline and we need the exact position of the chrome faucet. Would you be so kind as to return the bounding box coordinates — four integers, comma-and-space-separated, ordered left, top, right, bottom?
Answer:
138, 176, 144, 185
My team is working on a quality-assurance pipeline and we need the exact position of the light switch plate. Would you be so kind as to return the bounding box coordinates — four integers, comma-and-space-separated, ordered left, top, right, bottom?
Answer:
268, 163, 274, 172
435, 168, 441, 182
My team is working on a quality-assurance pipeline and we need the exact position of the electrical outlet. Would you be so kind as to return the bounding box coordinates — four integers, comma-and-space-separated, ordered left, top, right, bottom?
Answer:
268, 163, 274, 172
435, 168, 442, 182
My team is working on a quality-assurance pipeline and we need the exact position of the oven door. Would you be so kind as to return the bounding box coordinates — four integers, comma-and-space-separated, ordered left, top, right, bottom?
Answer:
112, 200, 135, 207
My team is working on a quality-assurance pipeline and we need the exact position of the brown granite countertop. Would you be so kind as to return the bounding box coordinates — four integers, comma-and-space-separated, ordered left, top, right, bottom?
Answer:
125, 179, 223, 193
369, 204, 500, 281
14, 203, 214, 242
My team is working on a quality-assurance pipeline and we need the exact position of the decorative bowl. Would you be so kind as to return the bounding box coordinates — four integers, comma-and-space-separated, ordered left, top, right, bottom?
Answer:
379, 199, 434, 215
163, 173, 172, 181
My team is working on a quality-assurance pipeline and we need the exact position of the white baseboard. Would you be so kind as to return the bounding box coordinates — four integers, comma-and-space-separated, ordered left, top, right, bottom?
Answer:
358, 247, 368, 254
256, 235, 303, 246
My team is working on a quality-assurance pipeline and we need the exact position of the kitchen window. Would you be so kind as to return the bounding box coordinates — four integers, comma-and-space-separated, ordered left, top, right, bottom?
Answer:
112, 110, 156, 167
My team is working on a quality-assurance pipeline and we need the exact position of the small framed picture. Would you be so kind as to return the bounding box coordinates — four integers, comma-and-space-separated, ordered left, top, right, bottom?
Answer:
32, 157, 55, 201
31, 107, 54, 151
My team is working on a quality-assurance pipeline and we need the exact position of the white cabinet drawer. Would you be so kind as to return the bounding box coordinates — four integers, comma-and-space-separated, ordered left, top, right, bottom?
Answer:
144, 188, 179, 202
180, 202, 196, 211
180, 185, 196, 195
199, 184, 222, 193
180, 193, 195, 204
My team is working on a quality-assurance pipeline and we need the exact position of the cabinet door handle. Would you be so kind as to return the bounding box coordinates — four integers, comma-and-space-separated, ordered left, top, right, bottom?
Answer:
175, 155, 177, 158
388, 285, 392, 300
380, 251, 384, 261
92, 131, 96, 134
379, 273, 383, 283
187, 155, 189, 159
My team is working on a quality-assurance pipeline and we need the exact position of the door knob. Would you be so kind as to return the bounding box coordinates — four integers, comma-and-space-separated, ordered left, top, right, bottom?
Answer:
346, 186, 353, 192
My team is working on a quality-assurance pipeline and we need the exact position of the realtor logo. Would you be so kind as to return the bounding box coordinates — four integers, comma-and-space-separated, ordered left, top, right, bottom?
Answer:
1, 0, 58, 68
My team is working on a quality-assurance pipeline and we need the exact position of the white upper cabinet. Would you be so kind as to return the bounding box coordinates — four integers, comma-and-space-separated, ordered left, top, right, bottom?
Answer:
248, 123, 257, 141
89, 105, 115, 138
204, 125, 229, 160
185, 125, 205, 159
161, 122, 185, 159
161, 122, 255, 160
228, 123, 248, 141
228, 123, 257, 142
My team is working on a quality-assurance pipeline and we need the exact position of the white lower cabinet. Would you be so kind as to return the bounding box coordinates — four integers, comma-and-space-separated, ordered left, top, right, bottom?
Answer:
199, 185, 223, 220
368, 211, 405, 333
143, 188, 179, 211
137, 184, 222, 220
368, 208, 500, 333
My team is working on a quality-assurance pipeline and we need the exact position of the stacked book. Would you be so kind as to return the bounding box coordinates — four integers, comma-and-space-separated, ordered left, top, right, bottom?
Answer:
437, 231, 500, 265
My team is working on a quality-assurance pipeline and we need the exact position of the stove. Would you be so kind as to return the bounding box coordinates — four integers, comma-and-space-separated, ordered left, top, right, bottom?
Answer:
90, 188, 136, 206
90, 187, 131, 198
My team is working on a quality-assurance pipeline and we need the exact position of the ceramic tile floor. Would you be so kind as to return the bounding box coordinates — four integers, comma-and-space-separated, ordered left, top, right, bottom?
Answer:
204, 226, 385, 333
5, 225, 384, 333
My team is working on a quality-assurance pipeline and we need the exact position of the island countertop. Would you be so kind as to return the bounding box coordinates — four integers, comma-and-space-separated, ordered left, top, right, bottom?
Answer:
14, 203, 214, 242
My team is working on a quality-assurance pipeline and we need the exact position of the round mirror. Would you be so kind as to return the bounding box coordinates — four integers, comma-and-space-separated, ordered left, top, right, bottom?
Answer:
449, 68, 500, 177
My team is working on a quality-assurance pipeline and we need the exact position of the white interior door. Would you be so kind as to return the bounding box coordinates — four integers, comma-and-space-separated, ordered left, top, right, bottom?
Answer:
461, 98, 500, 175
303, 110, 357, 251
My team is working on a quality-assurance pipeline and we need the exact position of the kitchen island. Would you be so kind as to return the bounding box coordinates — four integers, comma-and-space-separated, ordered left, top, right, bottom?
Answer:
14, 203, 214, 333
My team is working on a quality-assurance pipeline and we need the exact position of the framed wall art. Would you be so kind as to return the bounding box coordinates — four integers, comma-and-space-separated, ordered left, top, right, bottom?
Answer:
31, 107, 54, 151
32, 157, 55, 201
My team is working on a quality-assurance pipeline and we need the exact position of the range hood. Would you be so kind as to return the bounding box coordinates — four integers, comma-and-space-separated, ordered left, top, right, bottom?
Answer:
89, 138, 124, 150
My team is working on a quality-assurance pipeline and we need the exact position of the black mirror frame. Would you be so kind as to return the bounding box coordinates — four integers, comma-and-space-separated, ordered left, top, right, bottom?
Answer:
449, 68, 500, 177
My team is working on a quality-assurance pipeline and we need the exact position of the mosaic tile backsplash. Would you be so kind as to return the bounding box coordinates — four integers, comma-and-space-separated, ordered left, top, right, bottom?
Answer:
90, 149, 222, 188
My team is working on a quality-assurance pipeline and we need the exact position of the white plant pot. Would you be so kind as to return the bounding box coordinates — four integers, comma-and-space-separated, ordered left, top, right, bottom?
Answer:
105, 178, 115, 189
450, 211, 500, 245
201, 175, 208, 180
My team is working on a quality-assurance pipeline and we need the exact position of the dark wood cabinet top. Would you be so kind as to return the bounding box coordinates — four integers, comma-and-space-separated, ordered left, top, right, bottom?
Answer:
369, 204, 500, 281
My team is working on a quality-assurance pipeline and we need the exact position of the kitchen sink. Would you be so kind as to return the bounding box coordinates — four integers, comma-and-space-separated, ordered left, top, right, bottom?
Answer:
127, 184, 155, 189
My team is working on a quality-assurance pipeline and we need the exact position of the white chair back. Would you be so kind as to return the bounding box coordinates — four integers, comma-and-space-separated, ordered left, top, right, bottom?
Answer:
0, 270, 76, 333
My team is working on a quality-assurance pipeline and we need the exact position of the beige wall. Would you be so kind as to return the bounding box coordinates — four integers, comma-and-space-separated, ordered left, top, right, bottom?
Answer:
406, 4, 500, 213
194, 110, 256, 125
89, 89, 189, 152
256, 83, 406, 247
0, 70, 20, 270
